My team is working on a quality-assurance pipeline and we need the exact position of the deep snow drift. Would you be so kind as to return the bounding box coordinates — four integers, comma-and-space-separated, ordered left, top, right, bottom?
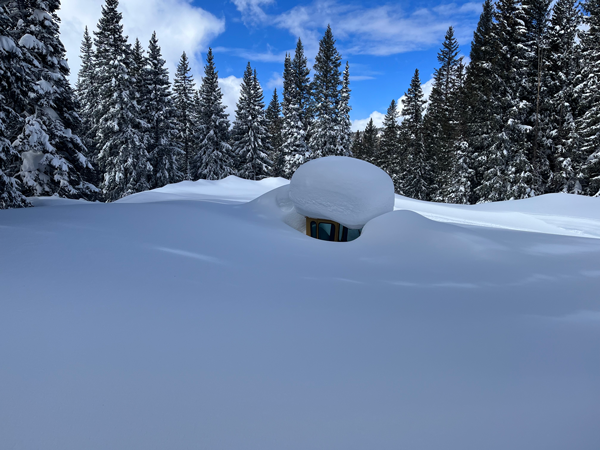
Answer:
1, 176, 599, 450
289, 156, 395, 229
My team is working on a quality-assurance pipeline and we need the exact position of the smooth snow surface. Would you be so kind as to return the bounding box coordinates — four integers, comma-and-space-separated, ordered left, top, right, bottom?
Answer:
289, 156, 395, 229
2, 177, 600, 450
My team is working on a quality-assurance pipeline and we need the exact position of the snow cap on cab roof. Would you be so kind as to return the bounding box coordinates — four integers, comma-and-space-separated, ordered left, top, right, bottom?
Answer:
289, 156, 395, 230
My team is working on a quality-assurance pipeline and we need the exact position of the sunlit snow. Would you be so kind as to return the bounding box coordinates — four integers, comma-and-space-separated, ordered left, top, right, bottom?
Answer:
1, 176, 599, 450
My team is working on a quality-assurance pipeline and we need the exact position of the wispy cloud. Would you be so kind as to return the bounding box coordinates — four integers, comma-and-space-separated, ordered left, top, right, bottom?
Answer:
213, 46, 290, 63
231, 0, 482, 57
58, 0, 225, 83
266, 72, 284, 90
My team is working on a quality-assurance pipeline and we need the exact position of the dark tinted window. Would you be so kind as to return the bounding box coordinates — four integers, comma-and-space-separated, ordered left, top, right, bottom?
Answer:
347, 228, 361, 242
310, 221, 317, 238
339, 225, 346, 242
318, 222, 335, 241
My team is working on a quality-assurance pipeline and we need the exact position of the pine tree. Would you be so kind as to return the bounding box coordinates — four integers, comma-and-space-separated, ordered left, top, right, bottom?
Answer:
266, 88, 284, 177
464, 0, 496, 201
351, 130, 363, 160
281, 53, 308, 177
93, 0, 150, 201
399, 69, 427, 199
423, 26, 463, 201
445, 62, 474, 204
337, 61, 352, 156
476, 0, 533, 202
75, 26, 97, 162
145, 32, 181, 188
360, 118, 379, 164
11, 0, 97, 199
291, 38, 312, 135
522, 0, 553, 193
0, 3, 28, 208
577, 0, 600, 196
546, 0, 582, 193
378, 99, 401, 182
309, 25, 343, 159
173, 51, 196, 180
231, 64, 271, 180
195, 48, 233, 181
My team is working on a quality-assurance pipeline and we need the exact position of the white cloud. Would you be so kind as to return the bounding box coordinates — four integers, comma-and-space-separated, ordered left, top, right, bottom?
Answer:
351, 111, 385, 132
58, 0, 225, 83
231, 0, 274, 26
219, 75, 243, 121
266, 72, 283, 90
353, 76, 435, 132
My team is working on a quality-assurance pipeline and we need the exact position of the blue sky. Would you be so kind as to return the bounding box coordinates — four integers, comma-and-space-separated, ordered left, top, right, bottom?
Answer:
58, 0, 483, 130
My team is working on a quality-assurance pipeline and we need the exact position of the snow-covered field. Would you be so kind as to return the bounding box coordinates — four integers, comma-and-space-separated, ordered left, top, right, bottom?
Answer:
1, 176, 599, 450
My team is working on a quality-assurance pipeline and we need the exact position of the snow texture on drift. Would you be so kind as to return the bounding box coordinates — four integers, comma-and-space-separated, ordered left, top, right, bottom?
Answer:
289, 156, 395, 229
2, 178, 600, 450
116, 175, 289, 204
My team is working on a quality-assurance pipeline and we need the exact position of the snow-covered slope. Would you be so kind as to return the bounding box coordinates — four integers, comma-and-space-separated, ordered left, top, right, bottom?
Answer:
1, 177, 599, 450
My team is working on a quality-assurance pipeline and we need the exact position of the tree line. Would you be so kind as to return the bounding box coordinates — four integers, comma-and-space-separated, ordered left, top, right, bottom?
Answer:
353, 0, 600, 203
0, 0, 352, 207
2, 0, 600, 210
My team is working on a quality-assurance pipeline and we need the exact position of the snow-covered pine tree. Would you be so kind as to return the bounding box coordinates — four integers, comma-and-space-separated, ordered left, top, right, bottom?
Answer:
173, 51, 196, 180
398, 69, 427, 199
337, 61, 352, 156
194, 48, 233, 181
576, 0, 600, 196
266, 88, 284, 177
464, 0, 496, 202
0, 3, 28, 208
281, 53, 308, 177
309, 25, 343, 159
476, 0, 533, 202
546, 0, 582, 193
92, 0, 150, 201
423, 26, 463, 201
351, 130, 363, 160
360, 118, 379, 164
145, 32, 180, 188
445, 61, 474, 204
378, 99, 401, 185
231, 63, 271, 180
130, 37, 149, 115
11, 0, 97, 199
522, 0, 553, 193
75, 26, 97, 162
291, 38, 312, 136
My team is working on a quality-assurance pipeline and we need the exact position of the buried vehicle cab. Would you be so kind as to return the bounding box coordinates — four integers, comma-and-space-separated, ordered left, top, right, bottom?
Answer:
289, 156, 395, 242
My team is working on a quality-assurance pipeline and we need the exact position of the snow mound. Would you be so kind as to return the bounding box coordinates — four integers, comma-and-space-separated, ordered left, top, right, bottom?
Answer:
116, 175, 289, 204
289, 156, 395, 229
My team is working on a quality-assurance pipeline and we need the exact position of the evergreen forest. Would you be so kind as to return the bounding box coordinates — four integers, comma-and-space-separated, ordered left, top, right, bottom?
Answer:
2, 0, 600, 209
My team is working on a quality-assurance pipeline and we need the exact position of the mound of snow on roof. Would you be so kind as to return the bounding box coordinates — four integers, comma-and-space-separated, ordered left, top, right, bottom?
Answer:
289, 156, 395, 229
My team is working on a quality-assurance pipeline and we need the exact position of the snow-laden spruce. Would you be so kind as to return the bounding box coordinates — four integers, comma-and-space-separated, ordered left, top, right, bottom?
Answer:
289, 156, 395, 229
231, 63, 271, 180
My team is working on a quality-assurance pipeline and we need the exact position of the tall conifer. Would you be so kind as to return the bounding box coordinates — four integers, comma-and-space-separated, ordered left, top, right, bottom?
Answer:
12, 0, 96, 199
399, 69, 427, 199
281, 53, 308, 177
173, 51, 196, 180
195, 48, 233, 180
231, 64, 271, 180
93, 0, 150, 201
309, 25, 343, 158
146, 32, 180, 188
266, 89, 284, 177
